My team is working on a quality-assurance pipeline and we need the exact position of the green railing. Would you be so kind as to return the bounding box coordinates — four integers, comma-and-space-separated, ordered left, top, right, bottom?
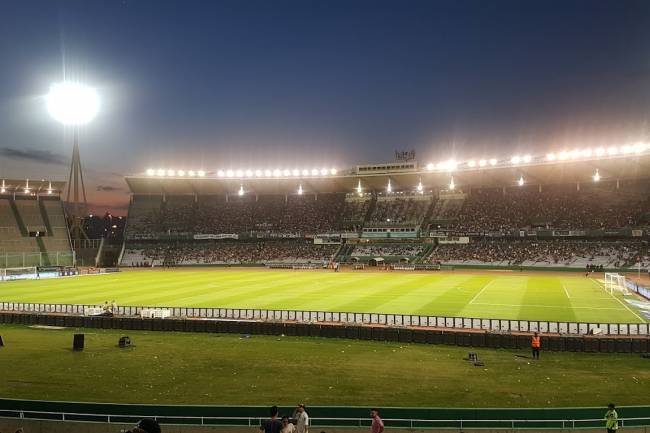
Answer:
0, 399, 649, 429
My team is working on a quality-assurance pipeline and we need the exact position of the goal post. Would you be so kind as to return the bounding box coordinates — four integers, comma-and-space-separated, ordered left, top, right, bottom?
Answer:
604, 272, 628, 295
0, 266, 38, 282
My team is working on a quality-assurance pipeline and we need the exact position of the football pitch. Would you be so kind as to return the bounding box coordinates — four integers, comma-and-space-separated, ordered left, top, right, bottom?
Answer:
1, 269, 646, 323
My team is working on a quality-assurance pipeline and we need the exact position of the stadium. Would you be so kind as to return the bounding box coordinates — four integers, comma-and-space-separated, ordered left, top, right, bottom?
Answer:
4, 3, 650, 433
2, 146, 650, 432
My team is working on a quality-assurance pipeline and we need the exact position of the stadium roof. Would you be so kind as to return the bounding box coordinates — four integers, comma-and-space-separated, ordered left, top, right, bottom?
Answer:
125, 153, 650, 195
0, 178, 66, 195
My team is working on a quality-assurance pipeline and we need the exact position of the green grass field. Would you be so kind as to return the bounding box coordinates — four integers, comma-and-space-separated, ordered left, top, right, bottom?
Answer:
1, 324, 649, 407
1, 269, 646, 323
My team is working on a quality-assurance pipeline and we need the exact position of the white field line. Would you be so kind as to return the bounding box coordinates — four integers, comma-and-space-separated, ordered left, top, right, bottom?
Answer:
471, 302, 625, 311
591, 279, 646, 322
562, 283, 571, 299
468, 280, 498, 305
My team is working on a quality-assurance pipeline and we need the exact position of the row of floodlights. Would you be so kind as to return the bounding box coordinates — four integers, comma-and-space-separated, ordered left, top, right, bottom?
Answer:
424, 143, 649, 172
145, 168, 338, 178
0, 180, 54, 194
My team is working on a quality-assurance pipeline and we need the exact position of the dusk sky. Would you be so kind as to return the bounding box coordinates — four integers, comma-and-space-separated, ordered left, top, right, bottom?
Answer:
1, 0, 650, 214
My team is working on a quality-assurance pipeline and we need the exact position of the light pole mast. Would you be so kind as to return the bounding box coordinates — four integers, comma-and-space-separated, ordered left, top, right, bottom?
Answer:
46, 81, 100, 263
66, 128, 89, 244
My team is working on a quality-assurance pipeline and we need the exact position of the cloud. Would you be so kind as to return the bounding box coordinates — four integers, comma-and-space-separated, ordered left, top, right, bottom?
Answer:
96, 185, 123, 192
0, 147, 67, 165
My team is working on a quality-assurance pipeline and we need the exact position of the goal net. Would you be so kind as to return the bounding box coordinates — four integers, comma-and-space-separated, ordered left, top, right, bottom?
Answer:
604, 272, 628, 295
0, 266, 38, 282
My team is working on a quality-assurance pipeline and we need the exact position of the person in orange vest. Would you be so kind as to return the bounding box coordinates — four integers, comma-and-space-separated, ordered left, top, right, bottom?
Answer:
531, 332, 541, 360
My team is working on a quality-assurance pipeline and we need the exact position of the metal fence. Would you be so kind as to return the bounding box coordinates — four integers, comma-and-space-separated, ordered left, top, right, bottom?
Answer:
1, 301, 648, 335
1, 409, 650, 430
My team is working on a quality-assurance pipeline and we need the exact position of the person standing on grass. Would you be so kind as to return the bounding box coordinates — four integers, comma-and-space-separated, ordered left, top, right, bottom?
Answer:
370, 408, 384, 433
293, 404, 309, 433
531, 332, 541, 360
605, 403, 619, 433
260, 406, 283, 433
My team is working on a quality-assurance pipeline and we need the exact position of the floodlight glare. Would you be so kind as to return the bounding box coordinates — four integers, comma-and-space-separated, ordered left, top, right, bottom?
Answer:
311, 169, 319, 176
264, 169, 272, 177
46, 82, 100, 125
320, 168, 328, 176
595, 147, 605, 156
197, 170, 205, 177
478, 159, 487, 167
511, 156, 521, 164
356, 179, 362, 194
217, 170, 225, 177
468, 160, 476, 168
386, 179, 392, 193
426, 162, 434, 170
245, 169, 253, 177
188, 170, 196, 177
226, 170, 234, 178
489, 158, 497, 166
292, 169, 300, 177
298, 184, 303, 195
167, 169, 175, 177
518, 176, 524, 187
546, 153, 556, 161
283, 169, 291, 177
522, 154, 532, 163
177, 170, 185, 177
255, 170, 263, 177
156, 169, 165, 176
302, 169, 310, 176
146, 169, 155, 176
330, 168, 337, 175
449, 177, 455, 190
607, 147, 619, 155
238, 184, 244, 196
416, 180, 423, 192
236, 169, 244, 177
593, 169, 601, 182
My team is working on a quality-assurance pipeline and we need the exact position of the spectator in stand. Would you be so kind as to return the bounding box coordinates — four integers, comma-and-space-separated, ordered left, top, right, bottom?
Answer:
605, 403, 619, 433
281, 416, 296, 433
370, 409, 384, 433
293, 404, 309, 433
124, 418, 161, 433
260, 406, 283, 433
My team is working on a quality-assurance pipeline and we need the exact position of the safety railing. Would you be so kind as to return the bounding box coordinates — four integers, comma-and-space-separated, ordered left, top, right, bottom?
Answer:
1, 301, 649, 335
1, 409, 650, 429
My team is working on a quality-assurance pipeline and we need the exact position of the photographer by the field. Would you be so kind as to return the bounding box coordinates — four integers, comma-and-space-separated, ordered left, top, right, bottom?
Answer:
121, 418, 161, 433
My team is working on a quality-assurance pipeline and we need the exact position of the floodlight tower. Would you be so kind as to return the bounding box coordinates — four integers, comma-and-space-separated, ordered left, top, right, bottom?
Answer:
46, 82, 100, 252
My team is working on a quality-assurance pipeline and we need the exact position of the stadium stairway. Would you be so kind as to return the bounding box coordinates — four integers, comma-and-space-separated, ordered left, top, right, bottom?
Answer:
38, 199, 54, 235
415, 243, 436, 263
361, 194, 377, 226
8, 199, 27, 236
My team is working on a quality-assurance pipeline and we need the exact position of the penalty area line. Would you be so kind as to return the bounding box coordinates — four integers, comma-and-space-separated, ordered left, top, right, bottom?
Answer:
562, 283, 571, 299
468, 280, 497, 305
590, 279, 645, 322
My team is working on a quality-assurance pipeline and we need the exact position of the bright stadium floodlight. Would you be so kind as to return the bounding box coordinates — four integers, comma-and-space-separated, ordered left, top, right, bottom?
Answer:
320, 168, 328, 176
356, 179, 362, 194
449, 177, 455, 190
330, 168, 337, 175
426, 162, 434, 170
311, 169, 319, 176
264, 169, 272, 177
478, 159, 487, 167
177, 170, 185, 177
188, 170, 196, 177
292, 169, 300, 177
558, 151, 568, 160
581, 148, 592, 157
489, 158, 497, 166
593, 169, 601, 182
518, 176, 524, 187
595, 147, 605, 156
522, 154, 532, 163
238, 184, 244, 196
274, 169, 282, 177
634, 142, 646, 153
416, 179, 423, 192
387, 179, 392, 193
156, 169, 165, 176
167, 169, 175, 177
468, 160, 476, 168
226, 170, 234, 178
511, 155, 521, 164
301, 169, 310, 176
46, 81, 100, 126
622, 145, 634, 154
298, 184, 303, 195
146, 169, 155, 176
255, 169, 263, 177
569, 149, 580, 159
245, 169, 253, 177
283, 169, 291, 177
235, 169, 244, 178
546, 153, 556, 161
0, 179, 5, 193
197, 170, 205, 177
607, 146, 619, 155
217, 170, 225, 177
